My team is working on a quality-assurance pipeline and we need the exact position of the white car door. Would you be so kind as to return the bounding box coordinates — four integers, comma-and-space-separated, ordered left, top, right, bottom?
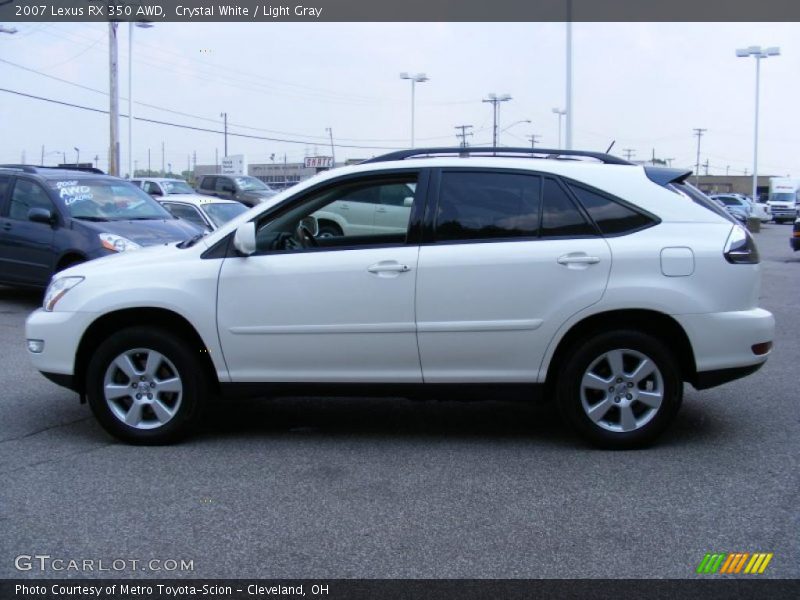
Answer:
217, 172, 424, 383
416, 171, 612, 383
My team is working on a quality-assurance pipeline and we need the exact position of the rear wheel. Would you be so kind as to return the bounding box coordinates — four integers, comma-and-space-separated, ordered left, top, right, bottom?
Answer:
557, 330, 682, 449
86, 327, 207, 444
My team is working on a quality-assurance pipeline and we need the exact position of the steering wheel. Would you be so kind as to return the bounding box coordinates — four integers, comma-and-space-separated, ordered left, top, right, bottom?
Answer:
295, 222, 318, 248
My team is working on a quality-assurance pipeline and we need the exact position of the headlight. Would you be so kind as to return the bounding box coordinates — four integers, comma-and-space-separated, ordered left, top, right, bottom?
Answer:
99, 233, 141, 252
43, 276, 84, 312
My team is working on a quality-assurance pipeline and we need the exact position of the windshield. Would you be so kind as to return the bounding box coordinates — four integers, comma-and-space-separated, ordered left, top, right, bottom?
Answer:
769, 193, 796, 203
203, 202, 248, 227
234, 176, 271, 192
50, 179, 174, 221
162, 180, 195, 194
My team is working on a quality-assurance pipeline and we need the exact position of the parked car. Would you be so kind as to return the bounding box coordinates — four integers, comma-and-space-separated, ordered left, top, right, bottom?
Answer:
0, 165, 203, 288
792, 217, 800, 251
709, 193, 770, 224
25, 148, 774, 449
711, 196, 748, 224
196, 174, 277, 207
130, 177, 198, 198
158, 195, 248, 232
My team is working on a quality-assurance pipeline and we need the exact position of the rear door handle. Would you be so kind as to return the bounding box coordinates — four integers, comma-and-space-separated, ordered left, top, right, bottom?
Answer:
557, 254, 600, 265
367, 261, 411, 274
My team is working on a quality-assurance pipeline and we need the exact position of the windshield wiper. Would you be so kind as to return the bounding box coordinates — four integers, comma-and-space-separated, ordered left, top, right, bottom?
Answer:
73, 216, 110, 222
126, 216, 165, 220
178, 232, 206, 248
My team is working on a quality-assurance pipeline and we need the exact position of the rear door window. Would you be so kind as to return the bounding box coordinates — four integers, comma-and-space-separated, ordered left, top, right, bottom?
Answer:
540, 178, 594, 237
435, 171, 542, 242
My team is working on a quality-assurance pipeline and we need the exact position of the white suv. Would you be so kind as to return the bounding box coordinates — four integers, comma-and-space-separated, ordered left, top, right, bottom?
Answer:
25, 148, 775, 448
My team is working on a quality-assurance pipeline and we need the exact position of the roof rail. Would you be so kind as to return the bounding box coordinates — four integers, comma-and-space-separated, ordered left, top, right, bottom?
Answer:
0, 164, 106, 175
361, 147, 633, 166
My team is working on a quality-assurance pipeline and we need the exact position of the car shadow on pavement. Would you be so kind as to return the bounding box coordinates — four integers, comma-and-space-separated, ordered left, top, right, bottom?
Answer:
195, 394, 722, 449
0, 285, 44, 311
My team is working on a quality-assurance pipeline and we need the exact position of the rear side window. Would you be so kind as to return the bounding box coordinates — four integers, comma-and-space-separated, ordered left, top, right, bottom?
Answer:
541, 178, 594, 237
435, 172, 541, 242
567, 183, 655, 235
201, 177, 217, 190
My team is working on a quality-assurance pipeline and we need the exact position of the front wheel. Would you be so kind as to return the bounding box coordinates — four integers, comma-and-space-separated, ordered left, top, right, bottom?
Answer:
86, 327, 208, 444
557, 330, 682, 449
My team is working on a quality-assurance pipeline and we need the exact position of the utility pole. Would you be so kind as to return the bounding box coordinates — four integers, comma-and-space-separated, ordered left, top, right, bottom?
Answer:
483, 94, 512, 147
693, 128, 707, 186
665, 158, 674, 167
454, 124, 474, 147
325, 127, 336, 167
527, 134, 542, 148
726, 165, 730, 176
40, 145, 44, 165
220, 112, 228, 157
108, 22, 120, 176
94, 155, 99, 168
161, 141, 165, 176
623, 148, 635, 161
215, 148, 219, 173
703, 159, 710, 175
651, 148, 656, 165
192, 150, 197, 169
147, 148, 151, 175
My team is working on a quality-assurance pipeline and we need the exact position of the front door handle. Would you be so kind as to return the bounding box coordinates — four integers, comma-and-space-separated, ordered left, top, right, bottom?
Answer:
367, 261, 411, 274
557, 254, 601, 265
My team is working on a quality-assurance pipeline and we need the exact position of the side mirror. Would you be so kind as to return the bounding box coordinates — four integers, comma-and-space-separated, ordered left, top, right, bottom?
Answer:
233, 222, 256, 256
403, 196, 414, 207
28, 207, 56, 225
300, 215, 319, 237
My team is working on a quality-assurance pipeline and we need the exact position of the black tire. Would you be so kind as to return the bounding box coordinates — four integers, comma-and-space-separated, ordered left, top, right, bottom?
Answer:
317, 222, 343, 238
86, 327, 207, 445
556, 330, 682, 449
57, 258, 85, 272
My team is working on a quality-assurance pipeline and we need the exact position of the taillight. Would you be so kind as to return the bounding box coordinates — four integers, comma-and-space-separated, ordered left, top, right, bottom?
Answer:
723, 225, 760, 264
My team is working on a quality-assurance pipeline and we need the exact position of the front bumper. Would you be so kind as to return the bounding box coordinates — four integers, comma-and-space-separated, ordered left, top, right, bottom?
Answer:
673, 308, 774, 389
25, 308, 97, 379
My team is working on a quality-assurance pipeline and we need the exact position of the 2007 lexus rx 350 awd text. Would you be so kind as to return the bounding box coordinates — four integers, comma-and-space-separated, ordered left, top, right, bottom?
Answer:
25, 148, 775, 449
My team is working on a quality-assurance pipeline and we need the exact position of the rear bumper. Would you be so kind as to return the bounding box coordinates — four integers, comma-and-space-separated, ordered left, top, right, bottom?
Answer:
692, 363, 765, 390
673, 308, 774, 387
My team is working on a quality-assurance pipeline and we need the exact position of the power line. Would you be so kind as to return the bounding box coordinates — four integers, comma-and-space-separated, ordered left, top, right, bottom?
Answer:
0, 87, 405, 151
0, 57, 460, 144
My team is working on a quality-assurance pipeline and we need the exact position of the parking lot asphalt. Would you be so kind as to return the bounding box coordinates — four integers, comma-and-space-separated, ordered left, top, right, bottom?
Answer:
0, 223, 798, 580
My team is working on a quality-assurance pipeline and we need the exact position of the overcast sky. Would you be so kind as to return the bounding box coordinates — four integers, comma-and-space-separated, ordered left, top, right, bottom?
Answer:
1, 21, 799, 176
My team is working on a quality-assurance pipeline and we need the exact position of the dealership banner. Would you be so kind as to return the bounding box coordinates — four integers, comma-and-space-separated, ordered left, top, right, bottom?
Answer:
3, 0, 800, 22
3, 579, 800, 600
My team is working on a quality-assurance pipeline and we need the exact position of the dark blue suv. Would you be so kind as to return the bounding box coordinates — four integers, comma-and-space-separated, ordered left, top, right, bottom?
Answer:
0, 166, 203, 288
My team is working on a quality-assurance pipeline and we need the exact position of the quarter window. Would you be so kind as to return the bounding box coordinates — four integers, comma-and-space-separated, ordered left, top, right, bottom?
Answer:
541, 178, 594, 237
8, 179, 53, 221
568, 183, 655, 235
435, 172, 542, 242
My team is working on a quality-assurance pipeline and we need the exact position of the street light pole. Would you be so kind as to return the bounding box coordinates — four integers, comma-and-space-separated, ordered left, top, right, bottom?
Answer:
220, 112, 228, 156
737, 45, 780, 202
325, 127, 335, 168
552, 108, 566, 148
400, 72, 429, 148
128, 22, 154, 180
565, 0, 573, 150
